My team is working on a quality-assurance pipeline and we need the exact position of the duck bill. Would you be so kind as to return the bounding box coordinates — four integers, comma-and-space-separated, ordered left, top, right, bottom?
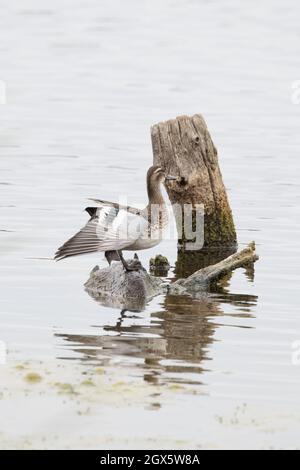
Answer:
165, 175, 177, 181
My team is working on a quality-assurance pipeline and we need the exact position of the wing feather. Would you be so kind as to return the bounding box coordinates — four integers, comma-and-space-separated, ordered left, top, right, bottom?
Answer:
55, 204, 148, 261
88, 198, 142, 216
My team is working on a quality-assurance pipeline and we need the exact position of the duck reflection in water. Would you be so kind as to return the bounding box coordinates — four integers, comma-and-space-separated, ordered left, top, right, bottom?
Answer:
55, 268, 258, 386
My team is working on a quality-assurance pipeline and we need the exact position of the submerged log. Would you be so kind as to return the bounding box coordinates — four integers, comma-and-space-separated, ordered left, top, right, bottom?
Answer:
168, 242, 258, 295
151, 113, 237, 273
85, 243, 258, 310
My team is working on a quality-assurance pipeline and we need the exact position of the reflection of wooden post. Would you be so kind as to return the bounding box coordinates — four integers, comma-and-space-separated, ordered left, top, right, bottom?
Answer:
151, 114, 237, 275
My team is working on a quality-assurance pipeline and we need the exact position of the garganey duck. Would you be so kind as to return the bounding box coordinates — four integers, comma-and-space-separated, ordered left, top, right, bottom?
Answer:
54, 166, 177, 271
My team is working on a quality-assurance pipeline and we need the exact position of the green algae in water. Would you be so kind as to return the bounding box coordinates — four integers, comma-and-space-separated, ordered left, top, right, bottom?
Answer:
81, 380, 95, 387
168, 384, 185, 391
24, 372, 42, 384
54, 382, 75, 394
111, 381, 126, 389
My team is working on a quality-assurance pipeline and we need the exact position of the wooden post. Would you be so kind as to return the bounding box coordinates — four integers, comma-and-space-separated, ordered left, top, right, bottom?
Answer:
151, 114, 237, 274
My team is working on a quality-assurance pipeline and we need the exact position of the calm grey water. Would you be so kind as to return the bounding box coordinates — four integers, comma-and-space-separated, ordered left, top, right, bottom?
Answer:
1, 0, 300, 413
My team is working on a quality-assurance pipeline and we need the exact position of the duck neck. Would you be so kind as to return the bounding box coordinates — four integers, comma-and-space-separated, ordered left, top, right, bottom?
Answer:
147, 180, 165, 206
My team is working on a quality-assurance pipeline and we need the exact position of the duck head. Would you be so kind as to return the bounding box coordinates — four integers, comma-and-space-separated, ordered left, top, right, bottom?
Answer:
147, 165, 177, 185
146, 165, 177, 203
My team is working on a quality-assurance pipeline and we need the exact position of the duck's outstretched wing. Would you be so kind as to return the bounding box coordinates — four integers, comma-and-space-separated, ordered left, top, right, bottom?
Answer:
54, 205, 148, 261
88, 198, 142, 216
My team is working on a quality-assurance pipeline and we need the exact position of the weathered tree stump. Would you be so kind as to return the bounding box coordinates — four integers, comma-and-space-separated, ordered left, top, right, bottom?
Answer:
151, 114, 237, 274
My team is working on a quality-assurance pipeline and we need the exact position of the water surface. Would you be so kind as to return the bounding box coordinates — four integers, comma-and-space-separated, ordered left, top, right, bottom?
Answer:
1, 0, 300, 449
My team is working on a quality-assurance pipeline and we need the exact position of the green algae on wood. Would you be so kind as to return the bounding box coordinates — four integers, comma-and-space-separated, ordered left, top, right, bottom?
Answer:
149, 254, 170, 276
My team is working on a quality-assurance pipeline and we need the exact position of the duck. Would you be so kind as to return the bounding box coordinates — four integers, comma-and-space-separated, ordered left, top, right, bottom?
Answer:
54, 166, 177, 271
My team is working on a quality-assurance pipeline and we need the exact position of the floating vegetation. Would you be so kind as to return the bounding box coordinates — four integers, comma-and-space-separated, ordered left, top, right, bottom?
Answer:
54, 382, 75, 394
81, 380, 95, 387
24, 372, 42, 384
